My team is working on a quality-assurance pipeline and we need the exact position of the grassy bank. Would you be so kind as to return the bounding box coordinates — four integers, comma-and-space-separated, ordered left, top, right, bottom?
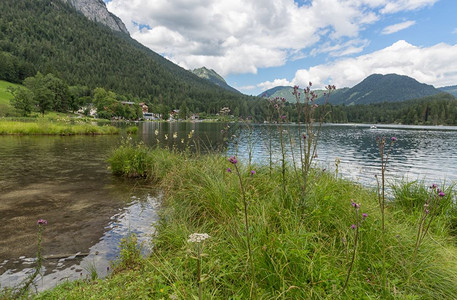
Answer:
32, 144, 457, 299
0, 80, 19, 117
0, 120, 119, 135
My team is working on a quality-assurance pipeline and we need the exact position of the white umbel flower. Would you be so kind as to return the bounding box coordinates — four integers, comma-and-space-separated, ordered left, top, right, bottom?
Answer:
187, 233, 210, 243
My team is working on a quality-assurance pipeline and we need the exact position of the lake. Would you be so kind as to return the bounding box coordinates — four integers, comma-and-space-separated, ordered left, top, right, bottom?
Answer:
1, 122, 456, 290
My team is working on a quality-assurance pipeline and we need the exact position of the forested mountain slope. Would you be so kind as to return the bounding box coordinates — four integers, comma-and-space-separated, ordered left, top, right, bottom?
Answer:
0, 0, 257, 114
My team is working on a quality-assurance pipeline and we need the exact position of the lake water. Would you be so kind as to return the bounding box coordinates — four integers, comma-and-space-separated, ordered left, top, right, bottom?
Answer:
1, 122, 456, 291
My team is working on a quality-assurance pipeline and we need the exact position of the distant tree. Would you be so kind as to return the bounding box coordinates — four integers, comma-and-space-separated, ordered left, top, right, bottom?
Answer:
23, 72, 53, 116
8, 86, 35, 116
179, 102, 188, 120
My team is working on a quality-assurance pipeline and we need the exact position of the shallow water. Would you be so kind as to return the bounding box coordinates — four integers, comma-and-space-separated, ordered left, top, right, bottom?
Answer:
0, 135, 160, 289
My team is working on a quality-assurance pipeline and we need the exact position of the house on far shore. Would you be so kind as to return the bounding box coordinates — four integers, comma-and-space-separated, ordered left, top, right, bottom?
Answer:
120, 101, 135, 107
138, 102, 149, 113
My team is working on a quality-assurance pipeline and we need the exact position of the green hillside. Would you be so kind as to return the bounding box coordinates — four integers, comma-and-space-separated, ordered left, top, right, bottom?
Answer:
191, 67, 240, 93
327, 74, 442, 105
0, 80, 20, 116
439, 85, 457, 97
0, 0, 260, 116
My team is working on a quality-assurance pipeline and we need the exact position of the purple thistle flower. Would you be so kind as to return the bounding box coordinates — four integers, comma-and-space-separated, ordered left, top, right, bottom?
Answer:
281, 115, 286, 120
250, 170, 256, 176
438, 191, 445, 197
391, 137, 397, 142
351, 200, 360, 209
431, 184, 438, 189
37, 219, 47, 225
362, 213, 368, 220
227, 168, 231, 173
228, 156, 238, 165
351, 224, 356, 230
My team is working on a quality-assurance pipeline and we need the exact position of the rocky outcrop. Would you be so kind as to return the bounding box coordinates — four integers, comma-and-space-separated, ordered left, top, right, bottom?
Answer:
60, 0, 129, 34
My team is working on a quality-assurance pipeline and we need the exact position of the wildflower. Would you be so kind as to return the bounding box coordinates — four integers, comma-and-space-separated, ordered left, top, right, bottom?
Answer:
181, 138, 184, 144
281, 115, 286, 120
165, 134, 168, 140
250, 170, 256, 176
438, 191, 445, 197
391, 137, 397, 142
362, 213, 368, 220
187, 233, 210, 243
228, 156, 238, 164
173, 132, 178, 139
351, 224, 356, 230
37, 219, 47, 225
430, 184, 438, 189
227, 168, 231, 173
351, 200, 360, 209
154, 129, 159, 136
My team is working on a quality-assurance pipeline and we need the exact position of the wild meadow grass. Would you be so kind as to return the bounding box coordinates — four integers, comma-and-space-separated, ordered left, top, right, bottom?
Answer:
0, 120, 119, 135
33, 144, 457, 299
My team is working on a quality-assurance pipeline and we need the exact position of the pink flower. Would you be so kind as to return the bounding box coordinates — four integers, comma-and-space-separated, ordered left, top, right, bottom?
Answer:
37, 219, 47, 225
351, 224, 356, 230
250, 170, 256, 176
227, 168, 231, 173
391, 137, 397, 142
228, 156, 238, 165
362, 213, 368, 220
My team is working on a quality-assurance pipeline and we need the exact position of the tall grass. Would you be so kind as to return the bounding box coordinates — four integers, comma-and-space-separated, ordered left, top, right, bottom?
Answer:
35, 145, 457, 299
0, 120, 119, 135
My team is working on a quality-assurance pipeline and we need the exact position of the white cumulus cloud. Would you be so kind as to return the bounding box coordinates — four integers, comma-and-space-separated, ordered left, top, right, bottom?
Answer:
106, 0, 439, 77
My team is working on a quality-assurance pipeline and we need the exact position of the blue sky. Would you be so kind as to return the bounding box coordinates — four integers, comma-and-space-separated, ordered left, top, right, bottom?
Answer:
105, 0, 457, 95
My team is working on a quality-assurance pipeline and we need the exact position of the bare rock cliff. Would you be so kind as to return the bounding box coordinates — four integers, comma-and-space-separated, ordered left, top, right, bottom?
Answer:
60, 0, 129, 34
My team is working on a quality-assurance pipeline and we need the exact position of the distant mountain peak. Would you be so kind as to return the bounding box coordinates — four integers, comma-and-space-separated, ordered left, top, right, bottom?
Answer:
258, 73, 443, 105
60, 0, 129, 34
191, 67, 240, 93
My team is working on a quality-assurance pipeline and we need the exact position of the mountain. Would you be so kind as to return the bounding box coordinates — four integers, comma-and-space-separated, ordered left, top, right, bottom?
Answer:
259, 86, 294, 101
60, 0, 129, 34
259, 86, 349, 103
327, 74, 442, 105
259, 74, 444, 105
439, 85, 457, 97
0, 0, 255, 115
191, 67, 240, 93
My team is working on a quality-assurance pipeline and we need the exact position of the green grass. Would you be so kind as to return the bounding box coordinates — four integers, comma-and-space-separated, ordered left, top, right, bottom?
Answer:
0, 120, 119, 135
30, 145, 457, 299
0, 80, 20, 117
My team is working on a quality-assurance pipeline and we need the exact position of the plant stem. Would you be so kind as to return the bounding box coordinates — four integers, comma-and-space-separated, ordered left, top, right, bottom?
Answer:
340, 211, 360, 296
234, 164, 256, 296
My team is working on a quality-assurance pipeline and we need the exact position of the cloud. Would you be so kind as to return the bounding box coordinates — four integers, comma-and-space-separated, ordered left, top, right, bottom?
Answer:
381, 20, 416, 34
257, 78, 293, 91
106, 0, 438, 76
380, 0, 438, 14
290, 41, 457, 89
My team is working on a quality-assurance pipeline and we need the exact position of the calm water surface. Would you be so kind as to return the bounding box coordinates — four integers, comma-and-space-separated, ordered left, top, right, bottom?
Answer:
1, 122, 456, 290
